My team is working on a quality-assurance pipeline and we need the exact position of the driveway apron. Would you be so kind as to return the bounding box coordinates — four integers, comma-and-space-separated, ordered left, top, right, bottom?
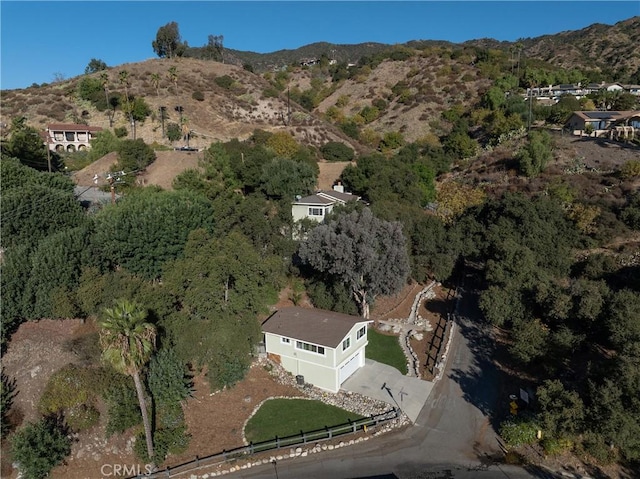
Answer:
341, 358, 433, 423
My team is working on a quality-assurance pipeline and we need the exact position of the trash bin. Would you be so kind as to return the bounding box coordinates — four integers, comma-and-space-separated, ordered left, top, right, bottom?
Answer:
296, 375, 304, 385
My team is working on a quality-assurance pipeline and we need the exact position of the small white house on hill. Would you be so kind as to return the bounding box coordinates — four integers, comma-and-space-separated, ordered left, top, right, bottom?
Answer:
262, 307, 371, 393
291, 183, 360, 223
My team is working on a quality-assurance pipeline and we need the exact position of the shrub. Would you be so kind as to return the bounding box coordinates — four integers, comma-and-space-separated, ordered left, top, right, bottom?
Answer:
499, 418, 539, 447
1, 370, 17, 438
114, 126, 128, 138
372, 98, 387, 111
581, 433, 618, 465
214, 75, 234, 90
262, 86, 280, 98
11, 416, 71, 479
38, 365, 100, 431
620, 159, 640, 179
104, 379, 141, 437
191, 90, 205, 101
320, 141, 354, 162
339, 121, 360, 139
166, 122, 181, 142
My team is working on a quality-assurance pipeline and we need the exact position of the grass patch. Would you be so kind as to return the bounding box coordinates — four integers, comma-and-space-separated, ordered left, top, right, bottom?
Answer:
366, 329, 408, 374
244, 398, 363, 443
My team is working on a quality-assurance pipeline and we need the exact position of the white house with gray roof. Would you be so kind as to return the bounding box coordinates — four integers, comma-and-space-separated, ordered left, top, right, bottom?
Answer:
291, 183, 360, 223
262, 307, 371, 392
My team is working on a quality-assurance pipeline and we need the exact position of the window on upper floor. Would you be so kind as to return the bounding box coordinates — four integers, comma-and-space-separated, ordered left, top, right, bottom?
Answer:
308, 207, 324, 216
342, 337, 351, 351
295, 340, 325, 355
357, 326, 366, 340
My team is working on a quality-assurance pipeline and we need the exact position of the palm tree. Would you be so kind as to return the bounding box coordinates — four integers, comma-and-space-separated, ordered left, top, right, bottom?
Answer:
167, 66, 178, 95
99, 299, 156, 462
119, 70, 136, 138
150, 73, 160, 97
100, 72, 114, 127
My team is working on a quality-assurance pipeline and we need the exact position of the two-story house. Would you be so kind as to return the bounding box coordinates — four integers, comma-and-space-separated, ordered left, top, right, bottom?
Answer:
46, 123, 102, 152
262, 306, 371, 393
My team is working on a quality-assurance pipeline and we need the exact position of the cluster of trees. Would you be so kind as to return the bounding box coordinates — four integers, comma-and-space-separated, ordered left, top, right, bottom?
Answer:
152, 21, 225, 63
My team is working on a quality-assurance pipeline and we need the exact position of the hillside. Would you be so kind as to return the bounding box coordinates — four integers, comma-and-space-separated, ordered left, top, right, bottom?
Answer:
0, 58, 364, 153
213, 17, 640, 81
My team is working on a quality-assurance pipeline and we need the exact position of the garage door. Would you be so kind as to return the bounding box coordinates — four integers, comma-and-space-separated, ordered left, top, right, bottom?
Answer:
339, 350, 361, 385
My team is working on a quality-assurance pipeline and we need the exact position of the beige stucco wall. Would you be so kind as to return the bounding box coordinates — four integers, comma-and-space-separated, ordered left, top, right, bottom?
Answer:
264, 323, 370, 393
281, 355, 340, 392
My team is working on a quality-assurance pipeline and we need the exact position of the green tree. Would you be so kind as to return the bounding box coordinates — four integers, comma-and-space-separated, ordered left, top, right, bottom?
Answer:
152, 22, 183, 59
443, 131, 478, 159
10, 416, 71, 479
0, 184, 87, 249
148, 349, 193, 405
537, 379, 585, 439
260, 157, 317, 200
1, 118, 58, 171
116, 138, 156, 171
147, 348, 192, 460
99, 299, 156, 462
23, 225, 93, 319
93, 189, 215, 279
321, 141, 355, 162
517, 130, 553, 177
85, 58, 108, 74
1, 369, 17, 438
87, 129, 121, 161
299, 208, 410, 318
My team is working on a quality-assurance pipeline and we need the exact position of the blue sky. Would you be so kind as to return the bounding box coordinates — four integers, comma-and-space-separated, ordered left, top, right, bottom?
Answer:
1, 1, 638, 90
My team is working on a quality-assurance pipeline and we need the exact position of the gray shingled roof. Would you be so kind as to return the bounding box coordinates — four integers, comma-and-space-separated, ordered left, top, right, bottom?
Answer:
262, 307, 369, 348
294, 194, 335, 205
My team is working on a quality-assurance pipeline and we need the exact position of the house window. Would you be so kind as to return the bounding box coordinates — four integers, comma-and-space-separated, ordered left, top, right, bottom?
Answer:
295, 340, 325, 355
308, 207, 324, 216
342, 337, 351, 351
357, 326, 366, 340
281, 337, 290, 344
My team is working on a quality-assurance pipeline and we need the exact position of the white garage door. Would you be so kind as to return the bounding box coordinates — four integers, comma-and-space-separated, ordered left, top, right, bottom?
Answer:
339, 350, 361, 384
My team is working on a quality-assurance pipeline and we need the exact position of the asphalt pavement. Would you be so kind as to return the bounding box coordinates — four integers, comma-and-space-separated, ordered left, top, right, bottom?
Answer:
222, 285, 549, 479
341, 358, 434, 424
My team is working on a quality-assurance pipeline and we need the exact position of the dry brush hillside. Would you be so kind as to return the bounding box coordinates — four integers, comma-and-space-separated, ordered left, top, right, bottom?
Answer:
0, 58, 362, 153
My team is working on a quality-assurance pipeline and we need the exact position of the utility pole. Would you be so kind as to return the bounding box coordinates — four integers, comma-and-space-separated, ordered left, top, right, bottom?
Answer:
106, 170, 126, 205
160, 106, 166, 138
44, 128, 52, 172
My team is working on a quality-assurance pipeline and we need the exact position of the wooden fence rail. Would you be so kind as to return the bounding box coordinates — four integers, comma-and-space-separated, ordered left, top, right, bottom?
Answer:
129, 408, 400, 478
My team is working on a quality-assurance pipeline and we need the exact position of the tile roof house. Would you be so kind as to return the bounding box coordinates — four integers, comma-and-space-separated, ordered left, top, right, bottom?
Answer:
262, 307, 371, 392
292, 183, 360, 223
46, 124, 102, 152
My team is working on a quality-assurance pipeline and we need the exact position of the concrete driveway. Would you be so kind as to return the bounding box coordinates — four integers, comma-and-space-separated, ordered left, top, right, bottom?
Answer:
341, 358, 433, 423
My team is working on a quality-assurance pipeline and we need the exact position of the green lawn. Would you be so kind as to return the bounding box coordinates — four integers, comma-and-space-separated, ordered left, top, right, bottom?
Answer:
244, 398, 364, 443
365, 329, 408, 375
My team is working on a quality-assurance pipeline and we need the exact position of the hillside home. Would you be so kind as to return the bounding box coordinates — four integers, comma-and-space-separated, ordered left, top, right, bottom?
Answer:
524, 82, 629, 103
566, 111, 640, 136
46, 124, 102, 152
291, 183, 360, 223
262, 306, 371, 392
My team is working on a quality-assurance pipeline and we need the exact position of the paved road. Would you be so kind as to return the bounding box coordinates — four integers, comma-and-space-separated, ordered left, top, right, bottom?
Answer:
226, 285, 554, 479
